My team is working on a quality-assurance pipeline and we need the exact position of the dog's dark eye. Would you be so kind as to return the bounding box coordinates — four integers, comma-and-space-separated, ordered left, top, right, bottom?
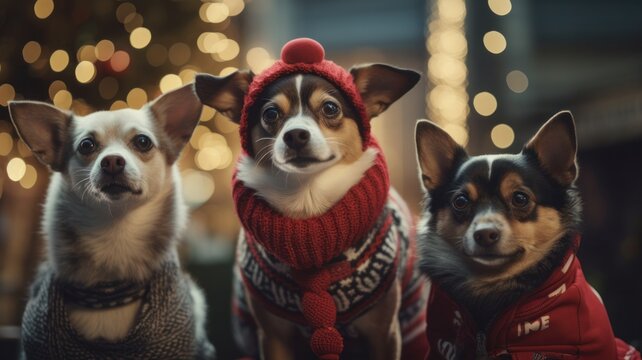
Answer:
262, 106, 280, 124
452, 194, 470, 211
322, 101, 340, 118
511, 191, 530, 208
133, 135, 153, 152
78, 138, 96, 155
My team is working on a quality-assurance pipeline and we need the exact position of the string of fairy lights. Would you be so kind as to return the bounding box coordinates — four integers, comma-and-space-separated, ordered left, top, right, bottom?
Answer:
0, 0, 279, 206
426, 0, 470, 146
427, 0, 530, 150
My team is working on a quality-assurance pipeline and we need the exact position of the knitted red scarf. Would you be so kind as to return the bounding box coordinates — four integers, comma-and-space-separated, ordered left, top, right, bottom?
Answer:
232, 144, 390, 359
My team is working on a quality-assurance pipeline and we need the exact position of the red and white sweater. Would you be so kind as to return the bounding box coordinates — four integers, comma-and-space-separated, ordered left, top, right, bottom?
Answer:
425, 243, 641, 359
232, 147, 428, 359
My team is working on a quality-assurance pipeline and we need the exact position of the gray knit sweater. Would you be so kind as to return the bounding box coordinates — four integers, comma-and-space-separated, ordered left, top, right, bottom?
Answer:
21, 262, 215, 359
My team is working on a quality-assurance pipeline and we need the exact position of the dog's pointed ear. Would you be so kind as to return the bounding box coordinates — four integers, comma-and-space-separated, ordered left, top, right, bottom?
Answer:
415, 120, 468, 192
194, 70, 253, 123
149, 84, 202, 162
8, 100, 72, 171
524, 111, 578, 186
350, 64, 420, 119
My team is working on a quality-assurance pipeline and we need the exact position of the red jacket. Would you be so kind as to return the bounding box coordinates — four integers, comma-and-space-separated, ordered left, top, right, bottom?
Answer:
425, 247, 640, 359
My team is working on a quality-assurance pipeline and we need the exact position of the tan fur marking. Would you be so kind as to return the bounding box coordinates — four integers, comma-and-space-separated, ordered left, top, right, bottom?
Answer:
319, 119, 362, 163
499, 172, 524, 197
309, 88, 363, 164
464, 183, 478, 202
269, 94, 291, 115
470, 206, 563, 290
500, 172, 537, 215
435, 209, 467, 248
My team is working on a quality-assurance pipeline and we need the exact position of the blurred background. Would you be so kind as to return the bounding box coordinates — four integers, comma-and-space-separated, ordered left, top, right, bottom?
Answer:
0, 0, 640, 358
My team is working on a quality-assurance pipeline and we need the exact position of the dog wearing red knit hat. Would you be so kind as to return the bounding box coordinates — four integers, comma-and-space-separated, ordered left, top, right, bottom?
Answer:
195, 38, 429, 359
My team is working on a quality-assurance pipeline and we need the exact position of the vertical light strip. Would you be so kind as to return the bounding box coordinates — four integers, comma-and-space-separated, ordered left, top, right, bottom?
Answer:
426, 0, 469, 146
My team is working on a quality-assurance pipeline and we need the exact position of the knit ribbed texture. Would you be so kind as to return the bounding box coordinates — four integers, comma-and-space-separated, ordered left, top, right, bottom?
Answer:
233, 144, 388, 359
21, 262, 215, 359
233, 143, 389, 270
239, 38, 371, 154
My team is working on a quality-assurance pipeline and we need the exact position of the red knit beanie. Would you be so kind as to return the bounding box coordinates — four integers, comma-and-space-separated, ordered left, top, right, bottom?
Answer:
239, 38, 371, 154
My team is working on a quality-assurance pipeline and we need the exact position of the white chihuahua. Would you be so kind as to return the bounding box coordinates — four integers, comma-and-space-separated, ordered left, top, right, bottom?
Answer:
9, 85, 215, 359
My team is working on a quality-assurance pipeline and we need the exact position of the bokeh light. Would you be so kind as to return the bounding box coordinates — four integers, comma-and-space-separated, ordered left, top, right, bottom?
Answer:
214, 114, 238, 133
7, 157, 27, 182
197, 32, 227, 54
491, 123, 515, 148
34, 0, 54, 19
483, 31, 507, 54
182, 170, 215, 206
196, 148, 222, 171
19, 164, 38, 189
200, 3, 229, 23
75, 61, 96, 83
488, 0, 512, 16
0, 84, 16, 106
123, 13, 144, 32
159, 74, 182, 93
77, 45, 97, 62
190, 126, 210, 148
212, 39, 240, 61
126, 88, 148, 109
506, 70, 529, 93
95, 40, 115, 61
17, 140, 32, 158
130, 27, 152, 49
200, 106, 216, 122
53, 90, 73, 109
169, 43, 191, 66
179, 68, 198, 84
110, 50, 130, 72
110, 100, 128, 110
219, 67, 238, 76
48, 80, 67, 100
22, 41, 42, 64
443, 123, 469, 147
0, 133, 13, 156
473, 91, 497, 116
116, 2, 136, 23
50, 49, 70, 72
223, 0, 245, 16
246, 47, 274, 74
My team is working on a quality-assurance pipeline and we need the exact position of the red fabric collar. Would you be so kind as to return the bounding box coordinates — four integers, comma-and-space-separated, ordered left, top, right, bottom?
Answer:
232, 142, 389, 270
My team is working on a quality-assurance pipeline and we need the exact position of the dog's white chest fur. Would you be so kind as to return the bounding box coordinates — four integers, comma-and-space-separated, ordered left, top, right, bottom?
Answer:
236, 147, 378, 218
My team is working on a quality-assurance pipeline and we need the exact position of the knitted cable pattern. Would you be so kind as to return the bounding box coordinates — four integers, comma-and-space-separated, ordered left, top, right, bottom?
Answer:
21, 262, 215, 359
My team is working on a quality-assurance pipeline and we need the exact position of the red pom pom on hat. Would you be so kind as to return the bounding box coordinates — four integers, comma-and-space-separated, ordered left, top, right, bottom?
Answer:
281, 38, 325, 64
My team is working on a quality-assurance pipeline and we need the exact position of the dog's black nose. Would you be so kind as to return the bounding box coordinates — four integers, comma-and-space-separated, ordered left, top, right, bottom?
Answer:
101, 155, 126, 175
473, 227, 500, 247
283, 129, 310, 150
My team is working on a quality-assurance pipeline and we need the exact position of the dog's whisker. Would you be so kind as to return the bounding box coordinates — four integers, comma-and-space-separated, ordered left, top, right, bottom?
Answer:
255, 149, 274, 168
255, 137, 276, 143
